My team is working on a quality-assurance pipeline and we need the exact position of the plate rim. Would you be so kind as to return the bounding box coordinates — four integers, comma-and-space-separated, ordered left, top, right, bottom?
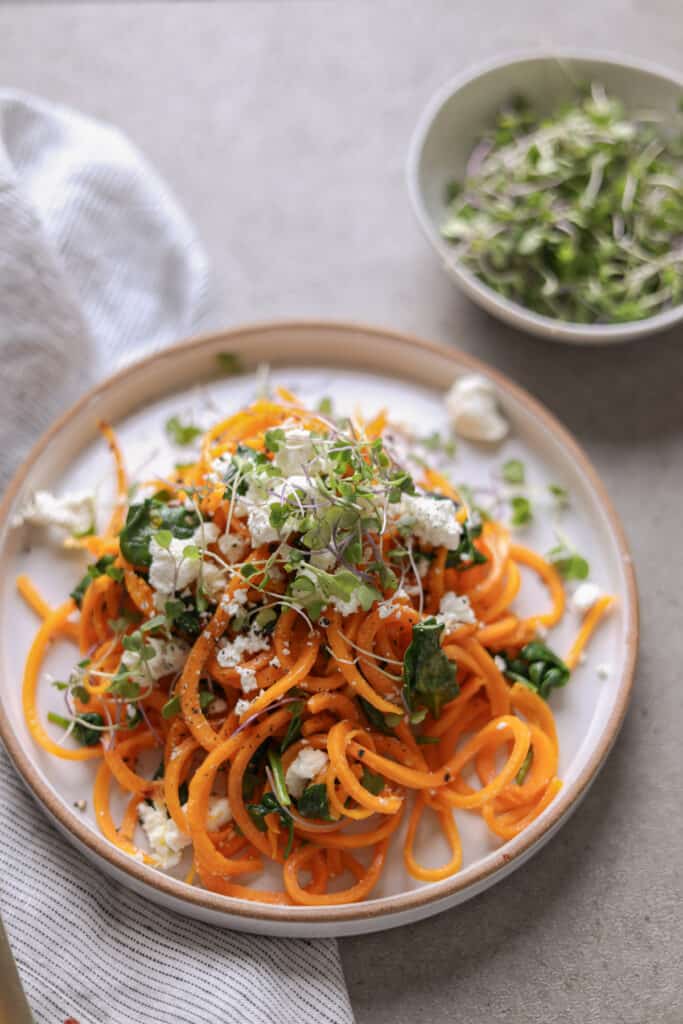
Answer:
0, 318, 639, 926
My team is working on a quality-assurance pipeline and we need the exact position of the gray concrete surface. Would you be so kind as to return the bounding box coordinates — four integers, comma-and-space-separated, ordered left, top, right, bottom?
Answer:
1, 3, 681, 1022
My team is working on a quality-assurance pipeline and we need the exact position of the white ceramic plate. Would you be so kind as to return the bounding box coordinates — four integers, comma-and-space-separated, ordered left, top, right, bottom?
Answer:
0, 322, 638, 936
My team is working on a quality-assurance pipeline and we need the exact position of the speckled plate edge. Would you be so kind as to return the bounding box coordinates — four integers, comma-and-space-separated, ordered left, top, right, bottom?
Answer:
0, 321, 639, 936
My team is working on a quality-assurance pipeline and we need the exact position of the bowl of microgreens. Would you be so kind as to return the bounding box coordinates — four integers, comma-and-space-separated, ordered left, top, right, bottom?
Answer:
407, 52, 683, 343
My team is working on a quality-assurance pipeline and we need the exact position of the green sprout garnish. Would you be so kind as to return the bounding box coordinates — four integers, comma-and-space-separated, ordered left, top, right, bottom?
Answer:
441, 84, 683, 324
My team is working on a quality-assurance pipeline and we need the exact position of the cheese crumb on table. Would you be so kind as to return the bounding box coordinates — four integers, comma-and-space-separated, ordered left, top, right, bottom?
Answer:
445, 374, 509, 443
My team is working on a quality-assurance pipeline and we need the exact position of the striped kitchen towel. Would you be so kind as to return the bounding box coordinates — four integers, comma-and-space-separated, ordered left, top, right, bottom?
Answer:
0, 90, 354, 1024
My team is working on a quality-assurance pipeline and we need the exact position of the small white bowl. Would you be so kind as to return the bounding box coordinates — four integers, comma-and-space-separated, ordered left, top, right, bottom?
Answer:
407, 51, 683, 345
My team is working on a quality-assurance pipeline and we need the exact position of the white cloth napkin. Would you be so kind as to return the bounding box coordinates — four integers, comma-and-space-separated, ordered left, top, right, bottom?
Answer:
0, 91, 354, 1024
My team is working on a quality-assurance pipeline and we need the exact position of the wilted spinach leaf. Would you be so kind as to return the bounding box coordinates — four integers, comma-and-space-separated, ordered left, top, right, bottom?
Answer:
499, 642, 570, 700
119, 499, 199, 566
403, 618, 459, 719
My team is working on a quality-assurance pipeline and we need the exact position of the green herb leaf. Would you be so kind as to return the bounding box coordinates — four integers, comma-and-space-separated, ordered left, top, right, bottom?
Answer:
162, 688, 213, 719
267, 748, 291, 807
515, 746, 534, 784
502, 458, 525, 484
510, 495, 533, 527
297, 783, 332, 820
164, 597, 202, 638
548, 483, 569, 506
165, 416, 202, 446
264, 428, 286, 453
500, 642, 570, 700
444, 518, 487, 570
280, 701, 304, 753
247, 791, 295, 856
403, 618, 459, 719
360, 768, 384, 795
358, 696, 399, 735
547, 543, 590, 580
47, 711, 104, 747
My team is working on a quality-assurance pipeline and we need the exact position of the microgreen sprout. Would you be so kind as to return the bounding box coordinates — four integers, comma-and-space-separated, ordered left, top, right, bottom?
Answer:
442, 84, 683, 324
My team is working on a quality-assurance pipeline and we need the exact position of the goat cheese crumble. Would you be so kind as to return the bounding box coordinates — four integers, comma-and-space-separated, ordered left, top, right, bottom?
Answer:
217, 531, 248, 564
285, 748, 329, 799
149, 522, 220, 599
201, 561, 228, 601
16, 489, 95, 536
436, 592, 476, 631
247, 505, 279, 547
138, 801, 191, 869
122, 636, 189, 683
328, 592, 363, 616
396, 493, 462, 549
272, 424, 330, 477
206, 795, 232, 831
216, 626, 270, 668
236, 665, 258, 692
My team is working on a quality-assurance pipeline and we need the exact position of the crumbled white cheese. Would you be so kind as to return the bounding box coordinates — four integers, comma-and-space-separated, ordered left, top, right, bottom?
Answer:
396, 493, 462, 550
221, 587, 248, 617
378, 602, 396, 620
235, 690, 264, 717
217, 531, 248, 564
149, 522, 220, 598
597, 663, 611, 680
201, 561, 228, 601
206, 795, 232, 831
285, 748, 329, 799
122, 636, 189, 683
138, 801, 191, 869
236, 665, 258, 692
16, 489, 95, 536
328, 592, 363, 616
445, 374, 509, 443
195, 521, 220, 548
269, 655, 281, 669
436, 591, 476, 631
216, 627, 270, 668
272, 424, 329, 477
494, 654, 507, 672
247, 504, 279, 547
572, 582, 603, 615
